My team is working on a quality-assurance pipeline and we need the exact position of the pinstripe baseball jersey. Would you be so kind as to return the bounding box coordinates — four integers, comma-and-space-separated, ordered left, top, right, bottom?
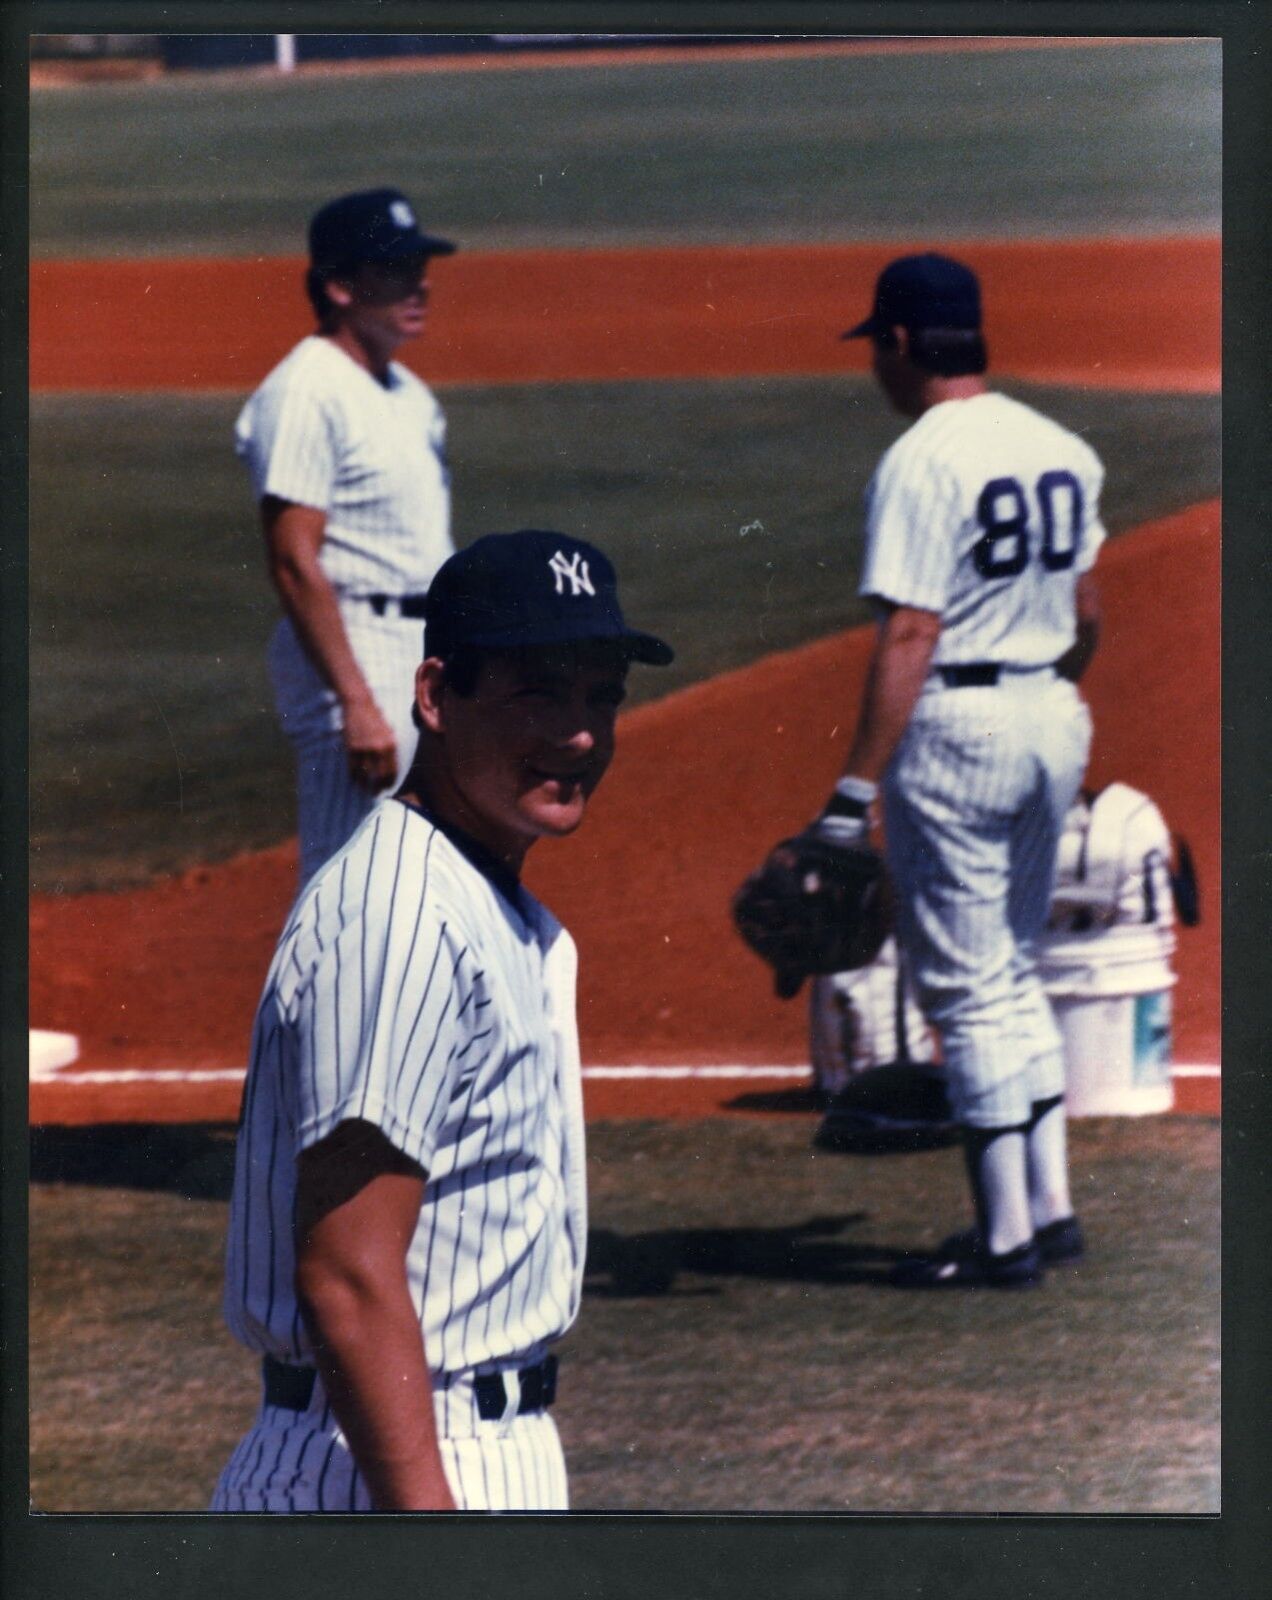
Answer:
235, 335, 454, 596
859, 391, 1106, 666
223, 795, 587, 1376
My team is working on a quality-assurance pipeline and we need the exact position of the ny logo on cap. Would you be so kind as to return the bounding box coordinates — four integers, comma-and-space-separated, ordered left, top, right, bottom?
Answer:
389, 200, 416, 229
549, 549, 595, 597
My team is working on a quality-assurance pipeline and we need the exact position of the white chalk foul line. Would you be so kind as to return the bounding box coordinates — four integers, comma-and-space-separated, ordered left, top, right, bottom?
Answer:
35, 1068, 248, 1085
35, 1063, 1221, 1085
583, 1065, 811, 1080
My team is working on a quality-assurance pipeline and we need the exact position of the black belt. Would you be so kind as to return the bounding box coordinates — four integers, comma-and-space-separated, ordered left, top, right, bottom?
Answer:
263, 1354, 318, 1411
936, 662, 1057, 688
362, 593, 429, 619
262, 1353, 558, 1419
473, 1355, 558, 1420
937, 663, 1003, 687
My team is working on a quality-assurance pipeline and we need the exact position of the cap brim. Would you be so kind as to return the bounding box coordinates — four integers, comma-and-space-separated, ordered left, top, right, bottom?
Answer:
380, 231, 457, 260
346, 234, 456, 268
622, 630, 675, 667
774, 968, 805, 1000
840, 314, 881, 341
314, 234, 458, 272
430, 622, 674, 666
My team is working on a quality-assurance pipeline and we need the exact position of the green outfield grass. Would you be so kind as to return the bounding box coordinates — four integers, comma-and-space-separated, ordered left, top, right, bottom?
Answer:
30, 379, 1219, 891
29, 41, 1219, 257
28, 1114, 1220, 1513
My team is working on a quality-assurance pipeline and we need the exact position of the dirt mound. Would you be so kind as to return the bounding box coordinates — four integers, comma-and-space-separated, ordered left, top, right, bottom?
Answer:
528, 499, 1220, 1070
29, 502, 1219, 1122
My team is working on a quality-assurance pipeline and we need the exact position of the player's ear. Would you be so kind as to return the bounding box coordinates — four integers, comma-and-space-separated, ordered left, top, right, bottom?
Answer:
323, 274, 356, 311
415, 658, 448, 735
891, 325, 912, 361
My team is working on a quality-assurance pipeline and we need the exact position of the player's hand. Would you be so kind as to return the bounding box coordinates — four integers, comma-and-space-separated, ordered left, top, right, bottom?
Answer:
342, 695, 399, 793
806, 811, 869, 848
807, 775, 878, 847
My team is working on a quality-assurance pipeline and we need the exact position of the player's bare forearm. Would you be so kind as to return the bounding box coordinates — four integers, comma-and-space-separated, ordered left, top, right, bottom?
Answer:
263, 498, 398, 787
843, 604, 942, 783
264, 501, 376, 707
295, 1123, 457, 1512
300, 1271, 456, 1511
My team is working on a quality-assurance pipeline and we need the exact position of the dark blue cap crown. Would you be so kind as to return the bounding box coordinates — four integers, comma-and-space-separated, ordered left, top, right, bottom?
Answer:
843, 253, 982, 339
308, 188, 457, 272
424, 530, 674, 666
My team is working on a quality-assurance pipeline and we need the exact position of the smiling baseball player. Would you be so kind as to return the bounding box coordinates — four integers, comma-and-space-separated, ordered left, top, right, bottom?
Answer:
815, 254, 1105, 1287
236, 188, 457, 889
211, 529, 672, 1512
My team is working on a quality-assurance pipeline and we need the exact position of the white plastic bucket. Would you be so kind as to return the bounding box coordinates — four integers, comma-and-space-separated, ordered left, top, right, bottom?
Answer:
1038, 926, 1176, 1117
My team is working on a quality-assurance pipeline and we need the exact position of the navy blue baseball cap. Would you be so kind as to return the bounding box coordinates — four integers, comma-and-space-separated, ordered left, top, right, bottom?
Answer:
308, 188, 457, 272
424, 530, 674, 666
842, 253, 982, 339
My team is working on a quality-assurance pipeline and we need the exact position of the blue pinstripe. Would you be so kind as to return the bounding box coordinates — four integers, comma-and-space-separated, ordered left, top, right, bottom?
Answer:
239, 335, 454, 890
214, 800, 582, 1511
861, 392, 1104, 1133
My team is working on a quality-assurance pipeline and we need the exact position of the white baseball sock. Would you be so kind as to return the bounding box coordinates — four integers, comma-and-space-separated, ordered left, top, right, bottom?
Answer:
963, 1125, 1035, 1257
1026, 1094, 1074, 1229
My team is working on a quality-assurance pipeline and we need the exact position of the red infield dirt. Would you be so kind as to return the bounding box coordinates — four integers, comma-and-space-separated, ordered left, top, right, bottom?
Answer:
29, 35, 1187, 92
29, 502, 1219, 1125
29, 237, 1220, 395
28, 235, 1219, 1122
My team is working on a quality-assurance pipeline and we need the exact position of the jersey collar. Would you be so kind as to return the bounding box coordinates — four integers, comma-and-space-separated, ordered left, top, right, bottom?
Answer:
393, 795, 526, 911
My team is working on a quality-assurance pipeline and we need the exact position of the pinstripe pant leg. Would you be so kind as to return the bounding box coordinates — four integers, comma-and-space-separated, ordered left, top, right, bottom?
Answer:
884, 703, 1033, 1128
1010, 679, 1093, 1104
441, 1414, 569, 1511
347, 611, 425, 776
269, 612, 424, 889
210, 1397, 361, 1512
291, 731, 377, 889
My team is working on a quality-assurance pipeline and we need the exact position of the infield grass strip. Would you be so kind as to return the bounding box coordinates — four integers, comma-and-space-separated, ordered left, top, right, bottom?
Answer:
30, 41, 1218, 257
29, 379, 1219, 890
28, 1116, 1219, 1513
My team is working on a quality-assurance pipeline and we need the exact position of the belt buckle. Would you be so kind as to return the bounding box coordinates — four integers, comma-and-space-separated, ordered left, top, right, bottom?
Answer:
472, 1356, 557, 1421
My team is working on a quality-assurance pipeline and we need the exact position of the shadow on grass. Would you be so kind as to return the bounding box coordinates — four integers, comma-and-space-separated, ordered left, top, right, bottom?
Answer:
585, 1215, 907, 1298
729, 1071, 960, 1156
29, 1123, 238, 1201
723, 1087, 824, 1114
29, 1128, 914, 1293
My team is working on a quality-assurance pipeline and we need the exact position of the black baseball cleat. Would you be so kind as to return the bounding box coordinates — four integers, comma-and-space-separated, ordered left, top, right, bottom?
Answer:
1035, 1214, 1085, 1263
889, 1231, 1044, 1289
924, 1215, 1085, 1268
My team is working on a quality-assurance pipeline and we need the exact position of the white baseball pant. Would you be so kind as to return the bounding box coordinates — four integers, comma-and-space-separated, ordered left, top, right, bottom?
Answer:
267, 604, 424, 889
882, 671, 1092, 1128
210, 1362, 569, 1513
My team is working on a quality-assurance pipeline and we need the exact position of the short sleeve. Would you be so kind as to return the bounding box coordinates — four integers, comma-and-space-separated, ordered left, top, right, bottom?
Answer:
429, 404, 450, 484
1076, 448, 1107, 575
857, 444, 960, 613
288, 825, 483, 1172
235, 368, 338, 513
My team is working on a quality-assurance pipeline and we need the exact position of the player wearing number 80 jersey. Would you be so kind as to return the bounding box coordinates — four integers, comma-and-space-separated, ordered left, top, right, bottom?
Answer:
818, 254, 1105, 1288
862, 392, 1103, 668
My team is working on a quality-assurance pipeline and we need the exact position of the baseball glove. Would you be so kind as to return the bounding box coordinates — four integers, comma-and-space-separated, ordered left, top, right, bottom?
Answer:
732, 832, 892, 999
